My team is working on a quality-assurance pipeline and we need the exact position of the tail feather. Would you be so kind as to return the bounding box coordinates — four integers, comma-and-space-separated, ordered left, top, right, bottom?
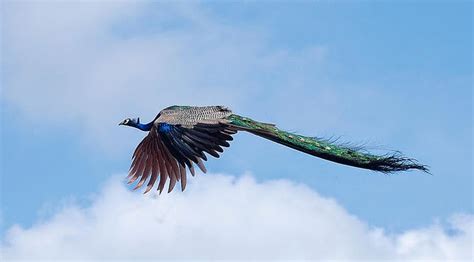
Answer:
227, 114, 429, 173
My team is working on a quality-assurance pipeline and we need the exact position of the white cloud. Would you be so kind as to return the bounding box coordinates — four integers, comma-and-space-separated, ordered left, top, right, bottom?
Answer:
1, 174, 472, 260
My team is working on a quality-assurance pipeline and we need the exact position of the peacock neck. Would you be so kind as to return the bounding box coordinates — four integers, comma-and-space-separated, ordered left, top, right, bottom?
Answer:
136, 121, 153, 131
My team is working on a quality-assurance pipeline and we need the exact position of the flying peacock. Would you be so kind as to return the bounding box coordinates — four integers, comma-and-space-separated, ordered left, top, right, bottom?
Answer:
120, 105, 428, 193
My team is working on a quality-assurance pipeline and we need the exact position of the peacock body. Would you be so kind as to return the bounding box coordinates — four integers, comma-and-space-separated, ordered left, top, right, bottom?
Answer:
120, 105, 428, 193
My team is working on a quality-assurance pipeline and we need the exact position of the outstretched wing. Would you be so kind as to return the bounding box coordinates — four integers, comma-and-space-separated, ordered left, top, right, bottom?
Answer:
127, 127, 182, 194
127, 106, 237, 193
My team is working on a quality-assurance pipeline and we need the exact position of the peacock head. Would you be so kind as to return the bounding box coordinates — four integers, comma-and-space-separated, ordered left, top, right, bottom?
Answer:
119, 117, 140, 127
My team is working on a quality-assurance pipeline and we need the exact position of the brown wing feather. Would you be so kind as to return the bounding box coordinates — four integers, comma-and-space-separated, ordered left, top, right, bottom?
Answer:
179, 164, 187, 191
144, 136, 161, 194
128, 130, 158, 191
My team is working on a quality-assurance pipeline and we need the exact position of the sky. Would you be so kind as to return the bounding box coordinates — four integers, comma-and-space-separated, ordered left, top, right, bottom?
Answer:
1, 0, 473, 260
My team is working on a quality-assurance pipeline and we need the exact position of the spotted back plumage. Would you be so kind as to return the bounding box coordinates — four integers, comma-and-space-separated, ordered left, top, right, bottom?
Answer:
155, 105, 232, 128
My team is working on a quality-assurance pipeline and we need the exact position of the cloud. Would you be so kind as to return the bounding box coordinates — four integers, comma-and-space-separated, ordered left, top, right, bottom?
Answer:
1, 174, 472, 260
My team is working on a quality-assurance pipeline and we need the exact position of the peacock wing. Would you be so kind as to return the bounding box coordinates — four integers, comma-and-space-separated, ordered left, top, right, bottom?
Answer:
128, 106, 238, 193
127, 126, 183, 194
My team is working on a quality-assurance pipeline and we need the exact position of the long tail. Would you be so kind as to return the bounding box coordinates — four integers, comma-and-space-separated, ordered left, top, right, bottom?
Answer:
227, 114, 429, 173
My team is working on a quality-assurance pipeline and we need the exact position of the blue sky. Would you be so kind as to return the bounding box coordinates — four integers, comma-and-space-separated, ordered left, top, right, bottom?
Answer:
1, 1, 472, 260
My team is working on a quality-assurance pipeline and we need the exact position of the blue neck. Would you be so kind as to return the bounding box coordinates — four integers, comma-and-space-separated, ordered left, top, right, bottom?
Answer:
135, 121, 153, 131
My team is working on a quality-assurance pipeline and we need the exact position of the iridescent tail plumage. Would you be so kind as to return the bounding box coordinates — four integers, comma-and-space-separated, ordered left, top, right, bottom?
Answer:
227, 114, 429, 173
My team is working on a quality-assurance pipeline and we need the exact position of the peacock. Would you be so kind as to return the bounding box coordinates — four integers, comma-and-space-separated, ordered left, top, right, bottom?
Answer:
120, 105, 428, 193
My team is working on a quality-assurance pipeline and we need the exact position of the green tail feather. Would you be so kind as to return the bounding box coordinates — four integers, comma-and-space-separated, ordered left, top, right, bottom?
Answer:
227, 114, 429, 173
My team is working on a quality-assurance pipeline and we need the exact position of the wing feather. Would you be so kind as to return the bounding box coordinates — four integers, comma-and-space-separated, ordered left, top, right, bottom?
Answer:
157, 136, 179, 193
161, 132, 193, 168
181, 131, 223, 157
128, 140, 146, 178
156, 138, 169, 194
134, 143, 153, 190
179, 164, 187, 191
144, 136, 161, 193
144, 156, 159, 194
129, 136, 152, 187
196, 158, 207, 173
168, 128, 201, 164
